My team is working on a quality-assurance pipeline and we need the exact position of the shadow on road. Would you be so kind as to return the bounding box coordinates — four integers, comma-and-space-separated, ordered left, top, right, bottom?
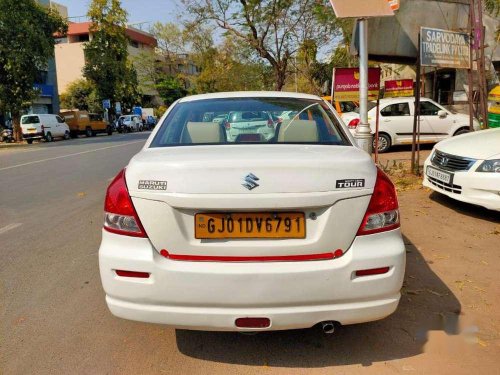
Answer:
429, 192, 500, 223
175, 235, 460, 367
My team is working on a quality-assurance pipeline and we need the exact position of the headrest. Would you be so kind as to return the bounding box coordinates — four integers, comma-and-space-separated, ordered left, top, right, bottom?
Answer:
182, 122, 225, 143
278, 120, 318, 142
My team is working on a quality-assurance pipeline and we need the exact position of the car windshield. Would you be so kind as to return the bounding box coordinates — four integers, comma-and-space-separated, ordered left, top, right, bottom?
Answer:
21, 115, 40, 124
353, 101, 377, 113
150, 97, 349, 147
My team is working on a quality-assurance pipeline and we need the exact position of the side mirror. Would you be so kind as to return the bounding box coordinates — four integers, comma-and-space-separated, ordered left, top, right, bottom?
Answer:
438, 110, 447, 118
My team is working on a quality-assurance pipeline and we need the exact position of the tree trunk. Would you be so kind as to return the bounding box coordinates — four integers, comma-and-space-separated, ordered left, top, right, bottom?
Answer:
274, 68, 286, 91
12, 112, 22, 142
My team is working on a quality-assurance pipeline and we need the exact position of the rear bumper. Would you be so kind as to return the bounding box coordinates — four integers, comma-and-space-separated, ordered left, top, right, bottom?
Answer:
22, 132, 44, 139
99, 229, 405, 331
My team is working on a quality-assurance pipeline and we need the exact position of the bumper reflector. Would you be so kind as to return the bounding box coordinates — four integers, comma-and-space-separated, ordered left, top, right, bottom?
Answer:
159, 249, 339, 262
355, 267, 390, 277
115, 270, 150, 278
235, 317, 271, 328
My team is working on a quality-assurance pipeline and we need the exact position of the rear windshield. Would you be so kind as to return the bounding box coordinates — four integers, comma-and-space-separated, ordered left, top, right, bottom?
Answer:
21, 116, 40, 124
353, 101, 377, 113
150, 97, 350, 147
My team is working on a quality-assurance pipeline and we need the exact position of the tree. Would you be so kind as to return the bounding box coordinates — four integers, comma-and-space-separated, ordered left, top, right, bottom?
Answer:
155, 76, 188, 105
183, 0, 340, 90
60, 79, 101, 112
0, 0, 67, 141
83, 0, 138, 115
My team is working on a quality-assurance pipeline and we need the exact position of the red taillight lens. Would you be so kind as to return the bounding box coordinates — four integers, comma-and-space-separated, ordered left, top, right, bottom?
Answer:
224, 121, 231, 129
115, 270, 150, 278
103, 169, 147, 237
267, 119, 274, 128
355, 267, 390, 277
357, 168, 400, 236
348, 119, 360, 129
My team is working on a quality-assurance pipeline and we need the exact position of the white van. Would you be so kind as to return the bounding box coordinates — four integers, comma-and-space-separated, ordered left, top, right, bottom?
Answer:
20, 114, 70, 144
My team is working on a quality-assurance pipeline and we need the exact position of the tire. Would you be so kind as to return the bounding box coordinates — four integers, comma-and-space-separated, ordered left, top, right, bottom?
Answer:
85, 127, 93, 137
373, 133, 391, 153
63, 131, 70, 140
45, 132, 53, 142
454, 127, 469, 136
27, 139, 33, 144
107, 126, 113, 135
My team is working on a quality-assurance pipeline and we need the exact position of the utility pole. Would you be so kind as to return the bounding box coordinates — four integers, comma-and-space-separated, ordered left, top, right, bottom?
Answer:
354, 18, 373, 154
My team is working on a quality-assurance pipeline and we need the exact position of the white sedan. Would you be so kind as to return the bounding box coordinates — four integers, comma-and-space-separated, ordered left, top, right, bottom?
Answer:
99, 91, 405, 332
423, 128, 500, 211
341, 97, 480, 153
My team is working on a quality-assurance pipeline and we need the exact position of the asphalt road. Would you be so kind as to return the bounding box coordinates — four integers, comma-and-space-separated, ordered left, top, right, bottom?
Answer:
1, 134, 498, 374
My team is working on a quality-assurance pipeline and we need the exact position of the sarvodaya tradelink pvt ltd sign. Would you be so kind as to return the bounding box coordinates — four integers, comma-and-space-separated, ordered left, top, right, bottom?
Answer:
420, 27, 470, 69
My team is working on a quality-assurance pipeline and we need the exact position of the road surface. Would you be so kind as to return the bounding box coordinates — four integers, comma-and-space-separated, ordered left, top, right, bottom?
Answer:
1, 134, 498, 374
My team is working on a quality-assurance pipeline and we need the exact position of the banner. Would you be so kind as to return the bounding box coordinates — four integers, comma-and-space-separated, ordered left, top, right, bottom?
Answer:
384, 79, 414, 97
420, 27, 470, 69
333, 67, 381, 102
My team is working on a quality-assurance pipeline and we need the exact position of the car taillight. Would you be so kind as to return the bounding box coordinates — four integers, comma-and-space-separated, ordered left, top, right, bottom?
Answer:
267, 119, 274, 128
357, 168, 400, 236
224, 121, 231, 129
348, 119, 360, 129
103, 169, 147, 237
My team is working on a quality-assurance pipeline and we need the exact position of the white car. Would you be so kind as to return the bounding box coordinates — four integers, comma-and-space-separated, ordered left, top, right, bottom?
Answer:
118, 115, 142, 132
341, 97, 480, 153
423, 128, 500, 211
99, 91, 405, 332
20, 114, 70, 144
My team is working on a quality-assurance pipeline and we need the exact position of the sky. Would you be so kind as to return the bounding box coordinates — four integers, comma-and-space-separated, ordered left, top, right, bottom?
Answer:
55, 0, 183, 30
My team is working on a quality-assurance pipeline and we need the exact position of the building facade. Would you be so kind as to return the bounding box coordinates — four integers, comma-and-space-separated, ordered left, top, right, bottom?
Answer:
54, 21, 158, 103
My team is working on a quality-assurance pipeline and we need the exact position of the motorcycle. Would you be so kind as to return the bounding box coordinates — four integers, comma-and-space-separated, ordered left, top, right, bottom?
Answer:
1, 126, 14, 143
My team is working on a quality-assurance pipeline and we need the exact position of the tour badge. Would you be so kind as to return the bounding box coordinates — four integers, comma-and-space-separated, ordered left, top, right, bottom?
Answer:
138, 180, 168, 191
336, 179, 365, 189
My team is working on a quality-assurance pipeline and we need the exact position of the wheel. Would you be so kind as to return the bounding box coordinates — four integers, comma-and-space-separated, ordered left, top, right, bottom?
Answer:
454, 127, 469, 136
26, 139, 33, 144
85, 127, 93, 137
63, 131, 70, 140
373, 133, 391, 153
45, 132, 53, 142
107, 126, 113, 136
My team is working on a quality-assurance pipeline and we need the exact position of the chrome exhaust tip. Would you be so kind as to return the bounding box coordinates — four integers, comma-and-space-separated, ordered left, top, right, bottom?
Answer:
320, 321, 337, 334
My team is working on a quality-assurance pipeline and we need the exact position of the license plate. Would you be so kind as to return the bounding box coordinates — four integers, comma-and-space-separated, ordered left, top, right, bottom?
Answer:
426, 166, 452, 184
28, 128, 36, 132
195, 212, 306, 239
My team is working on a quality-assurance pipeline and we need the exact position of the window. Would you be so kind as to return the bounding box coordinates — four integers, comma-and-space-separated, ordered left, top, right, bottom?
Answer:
380, 103, 410, 117
76, 34, 89, 42
56, 116, 65, 123
420, 101, 441, 116
129, 40, 139, 48
150, 97, 350, 147
21, 116, 40, 124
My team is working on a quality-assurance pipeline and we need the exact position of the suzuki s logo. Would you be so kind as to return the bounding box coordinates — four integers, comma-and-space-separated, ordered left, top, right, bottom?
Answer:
242, 173, 260, 190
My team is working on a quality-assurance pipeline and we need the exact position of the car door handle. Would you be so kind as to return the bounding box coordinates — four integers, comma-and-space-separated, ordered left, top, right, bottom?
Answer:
383, 119, 391, 122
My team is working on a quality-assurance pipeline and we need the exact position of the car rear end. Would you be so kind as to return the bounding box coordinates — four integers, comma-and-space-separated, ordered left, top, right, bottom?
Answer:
20, 115, 44, 141
99, 93, 406, 331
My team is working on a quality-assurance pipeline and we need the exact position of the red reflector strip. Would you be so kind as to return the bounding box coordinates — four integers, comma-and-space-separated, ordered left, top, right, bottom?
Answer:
115, 270, 150, 278
355, 267, 390, 277
160, 250, 335, 262
235, 317, 271, 328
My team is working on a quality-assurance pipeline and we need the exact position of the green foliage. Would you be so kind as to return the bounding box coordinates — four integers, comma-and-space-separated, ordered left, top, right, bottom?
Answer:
0, 0, 67, 139
60, 79, 101, 112
184, 0, 340, 90
83, 0, 139, 109
155, 76, 188, 106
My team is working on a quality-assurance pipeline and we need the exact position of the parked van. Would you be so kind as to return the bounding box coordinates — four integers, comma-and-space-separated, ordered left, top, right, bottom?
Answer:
20, 114, 70, 144
60, 110, 112, 137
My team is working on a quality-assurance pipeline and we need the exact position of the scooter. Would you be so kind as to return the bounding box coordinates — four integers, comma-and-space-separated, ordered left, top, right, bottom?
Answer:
0, 126, 14, 143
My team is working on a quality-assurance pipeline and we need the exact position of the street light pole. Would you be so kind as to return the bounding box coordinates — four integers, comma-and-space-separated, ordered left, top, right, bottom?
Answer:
355, 18, 373, 154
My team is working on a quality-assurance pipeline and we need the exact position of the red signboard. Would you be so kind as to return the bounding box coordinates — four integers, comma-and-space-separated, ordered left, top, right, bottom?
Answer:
333, 67, 381, 102
384, 79, 414, 97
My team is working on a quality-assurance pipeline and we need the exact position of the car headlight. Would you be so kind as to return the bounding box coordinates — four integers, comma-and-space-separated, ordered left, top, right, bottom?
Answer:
476, 159, 500, 173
